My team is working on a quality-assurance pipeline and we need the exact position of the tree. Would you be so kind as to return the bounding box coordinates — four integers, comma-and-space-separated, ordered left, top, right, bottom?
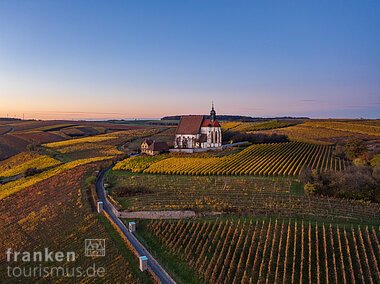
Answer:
372, 164, 380, 183
26, 144, 37, 152
333, 144, 346, 159
344, 139, 367, 160
24, 167, 42, 177
299, 167, 313, 184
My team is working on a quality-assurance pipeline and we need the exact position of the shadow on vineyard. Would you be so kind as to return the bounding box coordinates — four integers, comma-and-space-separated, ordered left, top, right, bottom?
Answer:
133, 217, 380, 284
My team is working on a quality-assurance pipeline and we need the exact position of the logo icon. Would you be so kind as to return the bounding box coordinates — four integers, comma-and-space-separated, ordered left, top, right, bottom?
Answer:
85, 239, 105, 257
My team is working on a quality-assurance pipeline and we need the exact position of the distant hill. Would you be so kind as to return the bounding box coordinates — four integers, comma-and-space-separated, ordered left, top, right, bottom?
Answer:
0, 118, 22, 121
161, 115, 310, 122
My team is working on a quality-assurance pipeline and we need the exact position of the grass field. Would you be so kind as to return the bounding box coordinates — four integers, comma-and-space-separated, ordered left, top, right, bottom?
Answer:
128, 142, 349, 176
135, 217, 380, 284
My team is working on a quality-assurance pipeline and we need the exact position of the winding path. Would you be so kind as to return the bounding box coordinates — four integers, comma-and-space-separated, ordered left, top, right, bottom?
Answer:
96, 167, 176, 284
0, 126, 14, 135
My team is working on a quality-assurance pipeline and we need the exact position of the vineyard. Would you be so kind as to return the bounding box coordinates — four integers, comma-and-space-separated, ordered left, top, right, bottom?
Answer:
43, 134, 118, 148
222, 120, 300, 132
138, 218, 380, 284
0, 152, 61, 177
0, 156, 111, 200
0, 119, 147, 160
304, 121, 380, 137
0, 162, 151, 283
108, 172, 380, 221
43, 128, 160, 159
114, 155, 170, 172
258, 120, 380, 145
141, 142, 349, 176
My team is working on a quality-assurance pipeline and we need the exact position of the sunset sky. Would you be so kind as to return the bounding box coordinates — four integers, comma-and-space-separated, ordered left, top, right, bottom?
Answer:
1, 1, 379, 120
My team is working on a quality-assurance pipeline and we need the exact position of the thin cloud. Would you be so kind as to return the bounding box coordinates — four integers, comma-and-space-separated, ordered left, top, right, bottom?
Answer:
238, 107, 265, 111
346, 105, 378, 109
24, 111, 130, 115
300, 99, 318, 102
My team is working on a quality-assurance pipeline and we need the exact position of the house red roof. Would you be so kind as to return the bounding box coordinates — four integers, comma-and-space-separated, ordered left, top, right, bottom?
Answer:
175, 115, 204, 135
147, 141, 169, 151
142, 139, 153, 146
201, 119, 221, 128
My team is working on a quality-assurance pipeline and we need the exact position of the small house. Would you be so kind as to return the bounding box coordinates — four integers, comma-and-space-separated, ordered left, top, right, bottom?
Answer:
141, 140, 169, 156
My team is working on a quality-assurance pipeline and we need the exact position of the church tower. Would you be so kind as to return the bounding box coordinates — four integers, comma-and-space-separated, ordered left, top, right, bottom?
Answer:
210, 103, 216, 122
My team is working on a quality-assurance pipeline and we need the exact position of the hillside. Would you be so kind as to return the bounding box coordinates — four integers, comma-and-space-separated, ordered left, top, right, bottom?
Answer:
161, 115, 309, 122
1, 119, 379, 283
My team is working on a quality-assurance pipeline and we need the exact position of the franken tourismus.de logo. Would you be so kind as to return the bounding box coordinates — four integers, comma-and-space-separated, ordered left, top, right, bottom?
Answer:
85, 239, 105, 257
5, 239, 107, 278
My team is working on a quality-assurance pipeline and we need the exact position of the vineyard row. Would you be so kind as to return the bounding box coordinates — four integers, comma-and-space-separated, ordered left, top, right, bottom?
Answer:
146, 219, 380, 284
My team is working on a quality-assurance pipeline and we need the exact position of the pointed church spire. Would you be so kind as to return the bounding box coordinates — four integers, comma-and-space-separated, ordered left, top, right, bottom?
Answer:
210, 102, 216, 121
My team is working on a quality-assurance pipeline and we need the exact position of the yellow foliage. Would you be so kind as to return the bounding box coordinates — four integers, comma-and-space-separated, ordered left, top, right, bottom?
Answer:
43, 135, 118, 148
0, 156, 111, 200
144, 142, 344, 176
0, 153, 61, 177
303, 121, 380, 137
0, 152, 38, 173
256, 120, 380, 144
221, 122, 242, 130
114, 155, 170, 172
56, 142, 123, 155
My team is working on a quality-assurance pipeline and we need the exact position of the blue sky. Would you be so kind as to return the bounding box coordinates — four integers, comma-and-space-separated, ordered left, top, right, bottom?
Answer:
0, 0, 379, 119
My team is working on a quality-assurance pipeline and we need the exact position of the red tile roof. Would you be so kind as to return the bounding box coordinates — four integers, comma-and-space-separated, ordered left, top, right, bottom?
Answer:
175, 115, 204, 135
147, 141, 169, 151
201, 119, 221, 127
142, 139, 153, 146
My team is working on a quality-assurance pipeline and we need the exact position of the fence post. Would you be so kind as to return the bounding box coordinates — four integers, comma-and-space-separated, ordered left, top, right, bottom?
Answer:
139, 256, 148, 271
97, 201, 103, 213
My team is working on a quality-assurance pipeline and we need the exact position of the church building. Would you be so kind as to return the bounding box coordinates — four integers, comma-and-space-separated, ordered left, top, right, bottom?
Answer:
173, 104, 222, 152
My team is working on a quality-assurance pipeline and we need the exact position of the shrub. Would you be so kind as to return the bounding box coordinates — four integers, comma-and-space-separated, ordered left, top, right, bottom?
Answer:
24, 167, 43, 177
305, 165, 380, 203
299, 167, 312, 184
304, 182, 317, 194
26, 144, 37, 152
222, 130, 289, 144
344, 139, 367, 160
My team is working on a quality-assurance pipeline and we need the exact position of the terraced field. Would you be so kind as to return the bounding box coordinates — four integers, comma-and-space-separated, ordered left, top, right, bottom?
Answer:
137, 218, 380, 284
0, 119, 147, 160
135, 142, 348, 176
43, 128, 160, 159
